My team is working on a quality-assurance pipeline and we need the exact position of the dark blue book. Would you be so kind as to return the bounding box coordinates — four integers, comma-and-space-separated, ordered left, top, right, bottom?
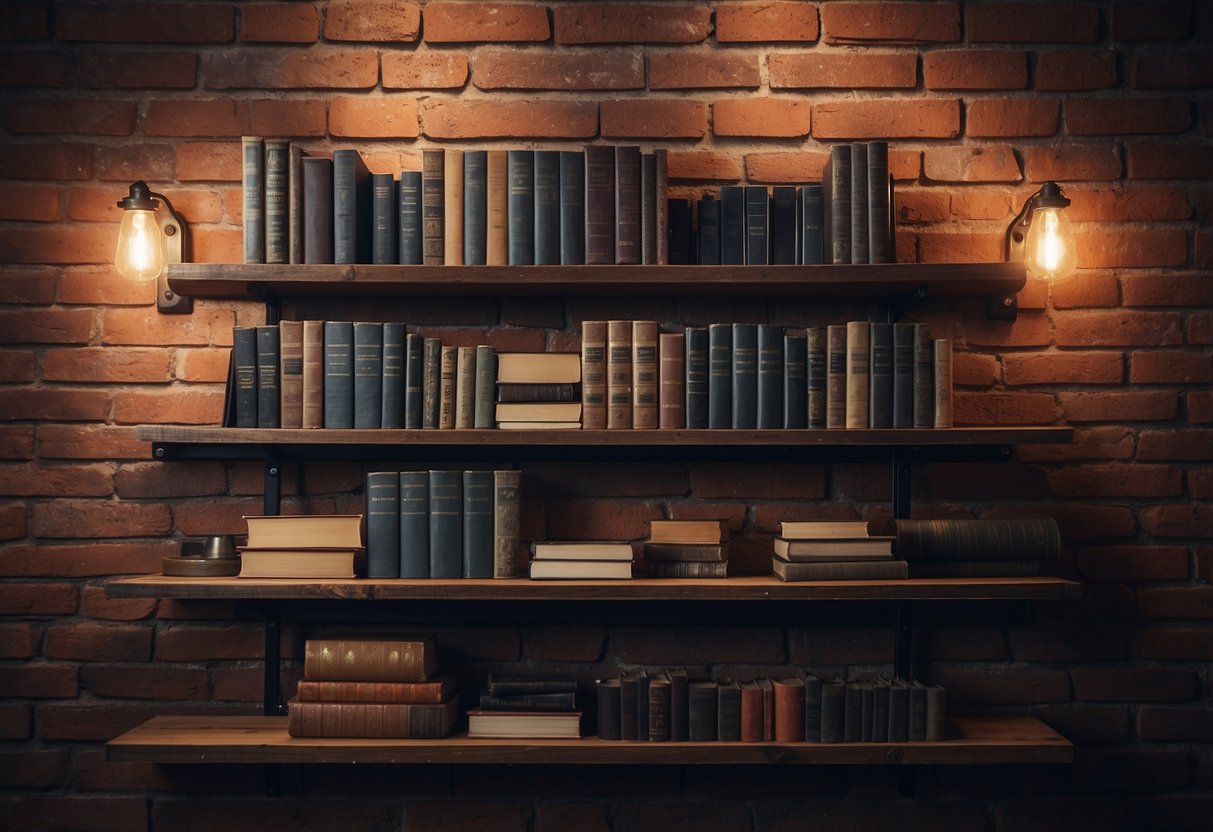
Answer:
893, 322, 915, 429
868, 141, 893, 264
769, 186, 797, 265
720, 185, 745, 265
850, 142, 869, 265
685, 326, 709, 429
333, 148, 372, 264
463, 150, 487, 266
366, 471, 401, 579
800, 184, 824, 265
399, 171, 423, 265
405, 333, 423, 429
707, 323, 732, 429
823, 144, 851, 264
559, 151, 585, 265
533, 150, 561, 265
428, 470, 463, 579
614, 145, 641, 264
371, 172, 397, 264
461, 470, 494, 578
398, 471, 428, 578
744, 186, 769, 266
323, 321, 354, 429
757, 324, 783, 429
783, 330, 807, 429
474, 344, 497, 430
731, 323, 758, 429
507, 149, 534, 265
255, 325, 279, 428
697, 196, 721, 265
869, 322, 894, 429
353, 322, 383, 429
381, 322, 406, 429
668, 198, 692, 265
232, 326, 258, 428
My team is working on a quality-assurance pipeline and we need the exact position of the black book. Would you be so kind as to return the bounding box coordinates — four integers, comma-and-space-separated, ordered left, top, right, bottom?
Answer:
909, 681, 928, 742
860, 681, 875, 742
912, 324, 934, 429
264, 138, 288, 264
849, 143, 869, 265
707, 323, 732, 429
559, 150, 585, 265
478, 691, 576, 711
820, 677, 845, 743
800, 184, 824, 265
888, 679, 910, 743
399, 170, 423, 265
462, 150, 487, 265
716, 679, 742, 742
323, 321, 354, 429
421, 149, 444, 265
398, 470, 429, 578
769, 185, 797, 265
731, 323, 758, 429
242, 136, 264, 264
461, 470, 493, 578
843, 680, 862, 742
868, 322, 893, 429
333, 148, 372, 264
823, 144, 851, 264
804, 673, 822, 742
614, 145, 641, 264
596, 678, 621, 740
507, 149, 534, 265
893, 518, 1062, 562
872, 677, 890, 743
640, 153, 658, 264
925, 684, 947, 742
496, 383, 580, 403
288, 143, 305, 264
756, 324, 784, 429
684, 326, 709, 429
806, 327, 827, 429
232, 326, 258, 428
583, 145, 614, 265
488, 672, 577, 696
783, 330, 807, 429
371, 171, 397, 264
254, 325, 280, 429
365, 471, 401, 579
867, 141, 893, 264
668, 669, 689, 742
667, 198, 692, 264
892, 322, 915, 429
427, 469, 462, 579
533, 150, 561, 265
619, 674, 638, 741
697, 196, 721, 265
221, 346, 237, 428
421, 337, 441, 429
687, 680, 717, 741
404, 333, 423, 429
648, 674, 671, 742
744, 185, 769, 265
635, 671, 650, 741
381, 322, 405, 429
302, 155, 334, 264
720, 185, 745, 265
353, 322, 383, 429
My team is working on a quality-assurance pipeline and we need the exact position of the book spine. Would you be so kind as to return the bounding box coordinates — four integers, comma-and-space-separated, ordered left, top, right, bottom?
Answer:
640, 153, 657, 264
667, 198, 692, 264
583, 145, 615, 265
806, 327, 826, 429
731, 323, 758, 429
558, 150, 585, 265
233, 326, 258, 428
399, 170, 423, 265
826, 324, 847, 429
720, 185, 745, 265
580, 320, 607, 430
485, 149, 509, 266
533, 150, 561, 265
301, 320, 324, 429
421, 149, 444, 265
800, 184, 824, 264
333, 148, 370, 264
861, 682, 875, 742
462, 150, 487, 265
744, 185, 769, 265
421, 337, 441, 430
707, 323, 732, 429
908, 684, 927, 742
845, 321, 871, 429
264, 138, 288, 264
658, 331, 686, 430
804, 675, 822, 742
614, 145, 641, 264
642, 543, 726, 562
887, 681, 909, 743
773, 678, 806, 742
366, 471, 401, 578
428, 470, 462, 578
405, 332, 424, 429
756, 324, 784, 429
597, 679, 622, 739
381, 322, 406, 429
304, 637, 436, 683
933, 338, 953, 428
507, 149, 534, 265
296, 679, 450, 704
352, 322, 383, 429
783, 330, 807, 430
287, 700, 453, 739
492, 469, 521, 578
774, 558, 909, 580
688, 681, 717, 741
619, 675, 638, 741
461, 470, 493, 578
371, 171, 398, 264
648, 679, 671, 742
912, 324, 934, 429
668, 671, 688, 741
826, 144, 852, 264
439, 345, 458, 429
323, 321, 355, 429
255, 325, 281, 428
684, 326, 709, 429
868, 322, 893, 429
303, 156, 334, 264
892, 322, 915, 429
398, 470, 429, 578
606, 320, 632, 430
278, 320, 304, 430
496, 383, 579, 403
867, 140, 892, 264
925, 685, 946, 742
849, 142, 869, 264
843, 681, 862, 742
646, 560, 727, 578
443, 148, 463, 265
477, 692, 576, 711
288, 143, 305, 264
455, 346, 476, 429
697, 196, 721, 265
631, 320, 658, 430
636, 673, 650, 741
894, 518, 1061, 562
474, 344, 497, 429
769, 185, 798, 265
653, 148, 669, 264
241, 136, 264, 264
820, 679, 845, 743
739, 682, 763, 743
716, 680, 741, 742
872, 679, 890, 743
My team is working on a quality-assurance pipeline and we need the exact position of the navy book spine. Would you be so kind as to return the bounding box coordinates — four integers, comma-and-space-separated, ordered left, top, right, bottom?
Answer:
428, 470, 463, 579
533, 150, 561, 265
353, 322, 383, 429
707, 323, 733, 429
463, 150, 488, 266
233, 326, 258, 428
756, 324, 784, 429
614, 145, 641, 265
398, 471, 429, 578
769, 185, 798, 265
461, 470, 494, 578
381, 322, 406, 429
720, 185, 745, 265
507, 150, 535, 265
405, 333, 423, 429
323, 321, 354, 429
255, 325, 280, 428
731, 323, 758, 429
559, 151, 585, 265
744, 186, 769, 266
684, 326, 709, 429
800, 184, 824, 265
333, 148, 372, 264
399, 171, 423, 265
366, 471, 401, 579
371, 172, 398, 264
697, 196, 721, 265
783, 331, 808, 429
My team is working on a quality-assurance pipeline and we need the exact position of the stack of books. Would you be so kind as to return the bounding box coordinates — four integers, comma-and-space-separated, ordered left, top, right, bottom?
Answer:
238, 514, 364, 578
287, 635, 460, 739
642, 519, 729, 579
467, 672, 582, 738
770, 519, 907, 582
494, 352, 583, 429
528, 541, 634, 580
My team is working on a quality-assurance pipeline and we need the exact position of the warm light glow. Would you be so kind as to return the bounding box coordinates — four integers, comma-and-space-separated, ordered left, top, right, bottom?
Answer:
114, 208, 164, 283
1024, 206, 1076, 280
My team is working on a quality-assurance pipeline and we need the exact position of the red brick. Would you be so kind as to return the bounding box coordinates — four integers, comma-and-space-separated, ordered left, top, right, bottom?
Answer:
0, 462, 113, 497
1067, 186, 1191, 223
0, 389, 111, 422
1055, 310, 1184, 347
650, 52, 760, 89
1132, 352, 1213, 385
918, 230, 1003, 263
1127, 139, 1213, 179
687, 462, 826, 500
1075, 668, 1198, 702
1190, 313, 1213, 346
1132, 49, 1213, 89
714, 99, 810, 138
421, 99, 598, 139
1111, 1, 1194, 41
0, 704, 32, 740
114, 461, 227, 499
30, 500, 171, 539
0, 750, 68, 788
966, 99, 1059, 138
427, 2, 550, 42
0, 426, 35, 459
924, 50, 1026, 90
953, 351, 998, 385
39, 425, 148, 461
0, 581, 78, 614
536, 805, 610, 832
1022, 144, 1121, 182
1004, 352, 1124, 385
1140, 630, 1213, 661
153, 799, 395, 830
814, 98, 960, 139
524, 625, 606, 662
923, 145, 1020, 182
0, 665, 77, 698
1199, 227, 1213, 271
144, 99, 248, 137
9, 797, 149, 832
102, 306, 234, 347
769, 52, 916, 89
45, 622, 151, 662
383, 53, 471, 89
0, 265, 57, 303
76, 49, 196, 88
0, 541, 171, 578
0, 49, 67, 86
1011, 625, 1128, 662
0, 222, 120, 266
743, 151, 826, 184
953, 391, 1059, 426
5, 3, 50, 40
155, 625, 265, 661
248, 98, 326, 137
1036, 50, 1118, 91
1140, 506, 1213, 539
1018, 424, 1138, 462
1075, 545, 1189, 582
930, 668, 1070, 704
176, 141, 242, 182
80, 585, 157, 621
329, 97, 420, 139
177, 347, 231, 383
58, 4, 234, 43
543, 497, 659, 541
0, 622, 40, 658
240, 3, 320, 42
1051, 463, 1183, 497
173, 497, 268, 536
614, 625, 785, 664
1137, 707, 1213, 743
1067, 98, 1191, 136
967, 3, 1099, 43
42, 347, 171, 383
601, 99, 707, 139
325, 0, 419, 42
113, 389, 225, 426
0, 142, 92, 180
554, 4, 709, 44
668, 150, 743, 181
0, 502, 27, 539
81, 665, 208, 700
1191, 391, 1213, 423
715, 2, 819, 43
1051, 269, 1120, 308
822, 1, 959, 43
95, 142, 177, 183
202, 48, 378, 90
1032, 704, 1130, 744
1060, 390, 1178, 422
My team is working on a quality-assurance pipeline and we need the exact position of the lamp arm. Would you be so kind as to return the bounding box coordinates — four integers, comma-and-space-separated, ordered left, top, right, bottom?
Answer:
1004, 192, 1038, 262
146, 189, 192, 313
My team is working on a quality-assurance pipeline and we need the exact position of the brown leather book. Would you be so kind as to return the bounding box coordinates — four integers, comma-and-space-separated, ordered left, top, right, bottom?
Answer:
580, 320, 607, 430
584, 145, 615, 265
287, 696, 457, 739
607, 320, 632, 429
278, 320, 303, 429
658, 331, 685, 429
631, 320, 658, 429
826, 324, 847, 429
933, 338, 953, 429
772, 676, 806, 742
486, 149, 508, 266
654, 149, 669, 265
301, 319, 324, 429
739, 679, 764, 742
444, 149, 463, 266
614, 145, 641, 265
303, 636, 437, 683
295, 675, 456, 704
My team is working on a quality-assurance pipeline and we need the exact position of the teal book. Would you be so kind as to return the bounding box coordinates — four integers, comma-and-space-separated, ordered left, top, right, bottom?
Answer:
463, 150, 487, 265
398, 471, 429, 578
534, 150, 561, 265
507, 150, 534, 265
461, 470, 494, 578
756, 324, 784, 429
428, 470, 462, 578
381, 322, 405, 429
707, 323, 732, 429
366, 471, 400, 578
353, 322, 383, 429
731, 323, 758, 429
323, 321, 354, 429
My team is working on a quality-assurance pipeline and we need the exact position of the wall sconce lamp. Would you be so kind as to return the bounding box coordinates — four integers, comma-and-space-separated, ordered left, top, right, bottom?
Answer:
114, 181, 192, 314
990, 181, 1076, 320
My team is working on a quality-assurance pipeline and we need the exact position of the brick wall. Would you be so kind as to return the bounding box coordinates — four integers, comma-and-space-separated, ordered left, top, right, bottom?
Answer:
1, 1, 1210, 829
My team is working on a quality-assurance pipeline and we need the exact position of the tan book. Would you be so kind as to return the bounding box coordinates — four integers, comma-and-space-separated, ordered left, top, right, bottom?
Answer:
658, 331, 685, 429
631, 320, 658, 429
303, 635, 438, 682
779, 520, 870, 538
494, 401, 581, 423
495, 421, 582, 430
288, 697, 457, 739
278, 320, 304, 429
296, 674, 457, 704
845, 321, 871, 429
933, 338, 953, 429
496, 352, 581, 384
466, 709, 582, 739
243, 514, 364, 548
439, 344, 457, 429
237, 547, 359, 579
486, 149, 508, 266
443, 148, 463, 265
455, 345, 475, 428
301, 319, 325, 429
531, 541, 635, 560
773, 536, 894, 560
581, 320, 607, 430
607, 319, 632, 429
529, 559, 634, 580
648, 518, 729, 544
826, 324, 847, 429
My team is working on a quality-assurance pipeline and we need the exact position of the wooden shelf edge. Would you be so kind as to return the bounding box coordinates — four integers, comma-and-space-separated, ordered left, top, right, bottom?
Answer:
105, 714, 1071, 766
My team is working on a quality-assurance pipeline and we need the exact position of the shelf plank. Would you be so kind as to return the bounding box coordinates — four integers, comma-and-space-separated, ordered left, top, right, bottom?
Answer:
106, 714, 1071, 766
106, 575, 1081, 602
166, 262, 1026, 300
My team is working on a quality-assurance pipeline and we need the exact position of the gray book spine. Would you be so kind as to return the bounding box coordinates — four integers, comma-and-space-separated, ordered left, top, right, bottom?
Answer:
323, 321, 354, 429
255, 325, 280, 428
708, 323, 732, 429
461, 470, 493, 578
474, 345, 497, 429
241, 136, 264, 263
399, 171, 423, 265
913, 324, 934, 429
371, 171, 398, 265
716, 680, 742, 742
427, 470, 462, 579
366, 471, 401, 579
405, 333, 423, 429
422, 337, 442, 430
731, 323, 758, 429
233, 327, 258, 428
463, 150, 487, 266
381, 322, 406, 429
807, 327, 827, 429
892, 322, 915, 429
849, 142, 869, 264
533, 150, 561, 265
492, 469, 521, 578
688, 680, 718, 742
868, 322, 893, 429
398, 471, 429, 578
353, 322, 383, 429
685, 327, 709, 429
264, 139, 289, 264
756, 324, 784, 429
507, 150, 534, 265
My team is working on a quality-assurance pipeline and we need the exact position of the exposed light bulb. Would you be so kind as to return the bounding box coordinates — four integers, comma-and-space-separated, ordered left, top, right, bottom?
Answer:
114, 208, 165, 283
1024, 205, 1075, 281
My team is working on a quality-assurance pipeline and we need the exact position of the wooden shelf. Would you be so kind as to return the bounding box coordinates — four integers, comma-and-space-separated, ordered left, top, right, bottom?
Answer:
106, 575, 1081, 602
166, 262, 1026, 301
106, 714, 1071, 766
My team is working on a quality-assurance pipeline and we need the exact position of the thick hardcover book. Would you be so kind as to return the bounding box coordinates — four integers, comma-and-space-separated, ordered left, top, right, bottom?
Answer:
264, 138, 288, 264
769, 185, 798, 265
849, 142, 869, 264
466, 709, 582, 738
888, 678, 910, 742
774, 536, 893, 560
806, 327, 826, 429
486, 150, 509, 265
353, 322, 383, 429
894, 518, 1061, 562
697, 195, 721, 265
462, 150, 488, 265
658, 331, 686, 430
497, 352, 580, 384
773, 677, 806, 742
473, 344, 497, 429
439, 345, 457, 429
421, 337, 441, 429
640, 153, 657, 264
934, 338, 953, 428
558, 150, 585, 265
716, 679, 742, 742
478, 691, 576, 711
302, 155, 334, 263
912, 324, 934, 429
242, 136, 264, 263
873, 677, 891, 743
303, 635, 437, 682
497, 383, 579, 403
826, 324, 847, 429
614, 145, 641, 264
399, 470, 429, 578
707, 323, 732, 429
684, 326, 709, 429
597, 677, 622, 739
404, 333, 423, 429
462, 469, 493, 578
804, 673, 823, 742
288, 143, 305, 264
255, 325, 280, 428
892, 323, 915, 429
233, 326, 258, 428
756, 324, 784, 429
772, 557, 909, 581
688, 680, 718, 741
868, 322, 893, 429
533, 150, 561, 265
642, 542, 726, 562
668, 669, 689, 741
619, 674, 639, 741
584, 145, 615, 264
444, 148, 464, 265
399, 170, 423, 265
843, 681, 862, 743
646, 561, 727, 578
867, 141, 892, 263
421, 149, 444, 265
381, 325, 405, 429
279, 320, 304, 430
495, 402, 582, 425
288, 697, 457, 739
606, 320, 632, 430
649, 675, 671, 742
371, 171, 398, 264
366, 471, 401, 579
492, 469, 521, 578
580, 320, 607, 430
649, 519, 728, 544
302, 320, 324, 429
720, 185, 745, 265
800, 184, 824, 265
740, 679, 763, 742
507, 149, 534, 265
845, 321, 871, 429
820, 678, 845, 743
631, 320, 658, 430
783, 330, 807, 429
667, 198, 692, 264
455, 346, 475, 429
654, 149, 670, 264
242, 514, 363, 548
823, 144, 852, 264
428, 470, 463, 578
731, 323, 758, 429
744, 185, 769, 266
296, 675, 456, 704
333, 148, 372, 264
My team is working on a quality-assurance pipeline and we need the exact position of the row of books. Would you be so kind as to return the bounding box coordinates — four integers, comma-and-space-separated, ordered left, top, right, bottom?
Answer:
242, 138, 671, 266
597, 670, 946, 744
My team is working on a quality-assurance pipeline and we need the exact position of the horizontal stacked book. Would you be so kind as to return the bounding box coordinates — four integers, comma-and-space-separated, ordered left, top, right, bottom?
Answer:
467, 672, 581, 738
771, 519, 907, 582
893, 518, 1062, 578
495, 352, 582, 429
238, 514, 363, 579
528, 541, 634, 580
642, 519, 729, 579
287, 635, 459, 739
